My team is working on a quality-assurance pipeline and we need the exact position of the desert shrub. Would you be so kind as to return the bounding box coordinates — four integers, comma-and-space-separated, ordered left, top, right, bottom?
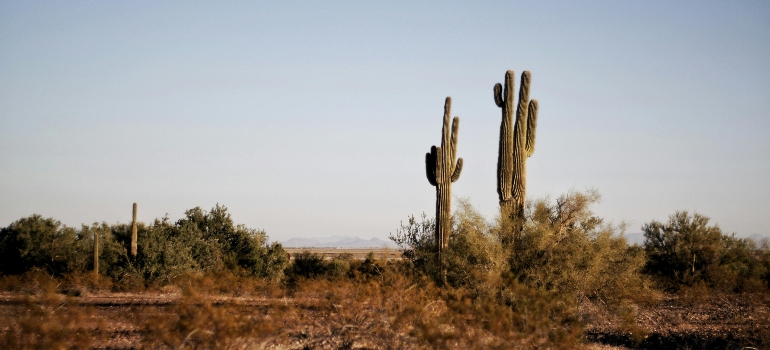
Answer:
390, 191, 650, 302
176, 205, 288, 279
497, 278, 583, 347
279, 265, 583, 349
139, 294, 282, 349
0, 205, 287, 286
261, 242, 290, 280
713, 236, 770, 291
443, 199, 507, 295
79, 222, 130, 279
389, 212, 440, 280
351, 252, 392, 280
135, 216, 207, 284
760, 240, 770, 289
389, 206, 504, 290
643, 211, 770, 291
285, 251, 327, 279
0, 215, 90, 276
491, 190, 655, 346
134, 205, 288, 284
503, 190, 652, 306
390, 195, 606, 347
327, 256, 351, 277
0, 293, 98, 349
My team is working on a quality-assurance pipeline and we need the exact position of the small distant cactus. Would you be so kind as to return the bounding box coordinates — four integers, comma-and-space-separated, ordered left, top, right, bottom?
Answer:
131, 203, 138, 258
495, 70, 538, 219
93, 229, 99, 276
425, 97, 463, 251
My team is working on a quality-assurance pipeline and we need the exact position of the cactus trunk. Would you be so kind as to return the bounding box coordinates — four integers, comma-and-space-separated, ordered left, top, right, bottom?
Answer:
495, 70, 538, 219
131, 203, 138, 258
93, 229, 99, 276
426, 97, 463, 259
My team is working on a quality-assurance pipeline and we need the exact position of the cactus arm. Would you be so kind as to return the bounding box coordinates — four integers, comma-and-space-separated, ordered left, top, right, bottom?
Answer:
504, 70, 515, 111
441, 98, 452, 158
435, 146, 444, 185
526, 99, 538, 157
451, 158, 463, 183
450, 116, 459, 164
515, 71, 531, 136
494, 83, 504, 107
426, 152, 437, 186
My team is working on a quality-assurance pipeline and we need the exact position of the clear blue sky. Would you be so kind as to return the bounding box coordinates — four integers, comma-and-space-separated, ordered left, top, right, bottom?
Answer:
2, 1, 768, 241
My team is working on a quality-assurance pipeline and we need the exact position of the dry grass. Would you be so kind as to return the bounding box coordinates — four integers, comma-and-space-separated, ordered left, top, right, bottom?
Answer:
0, 268, 768, 349
0, 266, 587, 349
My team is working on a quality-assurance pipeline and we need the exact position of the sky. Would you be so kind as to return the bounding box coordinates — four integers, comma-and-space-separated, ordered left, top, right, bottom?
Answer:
1, 1, 769, 242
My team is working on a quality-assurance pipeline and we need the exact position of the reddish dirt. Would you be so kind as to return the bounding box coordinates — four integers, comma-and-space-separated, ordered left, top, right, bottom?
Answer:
1, 290, 768, 349
585, 292, 770, 349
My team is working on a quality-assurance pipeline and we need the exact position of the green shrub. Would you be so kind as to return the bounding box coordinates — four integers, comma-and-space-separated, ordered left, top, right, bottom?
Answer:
503, 190, 652, 306
444, 199, 506, 295
79, 222, 130, 278
354, 252, 386, 278
134, 217, 205, 283
0, 205, 287, 285
134, 205, 288, 284
643, 211, 770, 291
286, 251, 327, 279
0, 215, 86, 276
327, 256, 351, 277
391, 191, 650, 305
389, 213, 439, 280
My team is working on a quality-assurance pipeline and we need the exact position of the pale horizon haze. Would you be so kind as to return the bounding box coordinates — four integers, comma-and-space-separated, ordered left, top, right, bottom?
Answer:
2, 1, 769, 241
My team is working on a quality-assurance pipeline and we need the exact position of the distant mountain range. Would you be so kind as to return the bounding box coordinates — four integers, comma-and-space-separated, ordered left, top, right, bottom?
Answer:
281, 236, 398, 248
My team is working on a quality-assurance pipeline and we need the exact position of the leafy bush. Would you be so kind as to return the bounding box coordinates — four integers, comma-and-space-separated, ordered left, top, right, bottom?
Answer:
390, 191, 642, 346
285, 251, 383, 281
501, 190, 652, 307
443, 199, 507, 295
389, 213, 439, 279
0, 205, 288, 286
285, 251, 328, 279
134, 205, 288, 284
0, 215, 86, 276
80, 222, 131, 278
391, 191, 651, 306
643, 211, 770, 291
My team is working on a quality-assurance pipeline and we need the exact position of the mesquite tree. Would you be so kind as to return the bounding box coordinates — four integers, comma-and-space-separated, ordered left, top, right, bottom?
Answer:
131, 203, 138, 258
425, 97, 463, 251
495, 70, 538, 219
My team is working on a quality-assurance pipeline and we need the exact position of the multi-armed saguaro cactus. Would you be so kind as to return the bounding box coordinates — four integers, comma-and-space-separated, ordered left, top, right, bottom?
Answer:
426, 97, 463, 250
131, 203, 138, 258
495, 70, 538, 219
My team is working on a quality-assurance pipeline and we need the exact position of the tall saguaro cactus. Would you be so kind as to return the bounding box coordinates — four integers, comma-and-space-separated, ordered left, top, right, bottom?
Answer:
495, 70, 539, 218
131, 203, 138, 258
425, 97, 463, 250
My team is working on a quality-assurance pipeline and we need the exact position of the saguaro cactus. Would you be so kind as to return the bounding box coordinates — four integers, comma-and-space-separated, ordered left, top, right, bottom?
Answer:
425, 97, 463, 250
495, 70, 538, 218
131, 203, 138, 258
93, 229, 99, 276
